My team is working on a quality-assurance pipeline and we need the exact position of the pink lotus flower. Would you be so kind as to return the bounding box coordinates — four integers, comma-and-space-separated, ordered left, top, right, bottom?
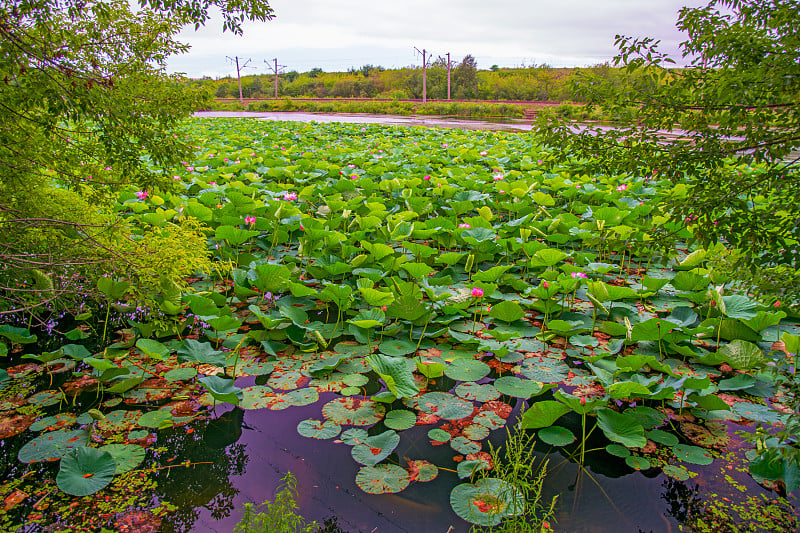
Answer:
537, 159, 543, 164
350, 174, 358, 179
774, 300, 781, 307
570, 272, 588, 279
186, 166, 194, 172
283, 192, 298, 201
244, 216, 256, 226
493, 176, 503, 181
459, 223, 471, 229
480, 151, 487, 156
616, 184, 627, 192
135, 190, 148, 200
424, 175, 431, 180
542, 281, 550, 289
471, 287, 484, 298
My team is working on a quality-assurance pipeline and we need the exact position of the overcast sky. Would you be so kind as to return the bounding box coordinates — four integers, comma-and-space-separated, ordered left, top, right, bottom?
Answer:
167, 0, 705, 78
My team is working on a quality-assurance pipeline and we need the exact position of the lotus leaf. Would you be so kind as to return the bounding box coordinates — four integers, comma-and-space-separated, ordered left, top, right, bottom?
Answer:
98, 443, 145, 474
407, 460, 438, 482
450, 478, 524, 526
596, 408, 647, 448
473, 411, 506, 430
322, 397, 386, 426
626, 456, 651, 470
367, 353, 419, 399
384, 410, 417, 430
519, 401, 570, 429
519, 357, 568, 383
351, 430, 400, 466
538, 426, 576, 447
672, 443, 714, 465
18, 429, 87, 463
492, 376, 544, 399
417, 392, 474, 421
57, 447, 117, 496
355, 464, 410, 494
451, 436, 481, 454
297, 419, 342, 439
340, 428, 369, 445
456, 382, 500, 402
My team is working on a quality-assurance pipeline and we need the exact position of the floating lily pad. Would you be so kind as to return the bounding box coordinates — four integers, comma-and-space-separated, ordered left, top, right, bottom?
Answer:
606, 443, 631, 458
493, 376, 543, 398
355, 464, 410, 494
164, 367, 198, 382
97, 410, 142, 433
351, 430, 400, 466
625, 406, 666, 430
462, 424, 490, 441
322, 397, 386, 426
732, 401, 786, 424
626, 456, 652, 470
334, 342, 372, 357
408, 460, 438, 482
473, 411, 506, 430
237, 359, 276, 376
450, 478, 524, 526
428, 428, 452, 442
342, 373, 369, 387
662, 464, 695, 481
267, 370, 306, 390
340, 386, 361, 396
137, 410, 173, 429
98, 443, 145, 474
417, 392, 475, 421
445, 358, 490, 382
18, 429, 87, 463
286, 388, 319, 407
451, 436, 481, 455
240, 385, 275, 410
384, 410, 417, 430
519, 357, 569, 383
28, 390, 63, 407
672, 443, 714, 465
456, 382, 500, 402
458, 459, 490, 479
647, 429, 679, 446
57, 447, 116, 496
340, 428, 369, 445
297, 419, 342, 439
378, 339, 418, 356
29, 414, 76, 432
538, 426, 576, 447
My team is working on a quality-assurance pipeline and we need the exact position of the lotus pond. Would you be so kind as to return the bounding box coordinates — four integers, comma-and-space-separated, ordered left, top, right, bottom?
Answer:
0, 118, 798, 532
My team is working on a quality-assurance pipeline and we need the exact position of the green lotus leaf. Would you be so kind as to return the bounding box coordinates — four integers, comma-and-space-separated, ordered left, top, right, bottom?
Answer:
450, 478, 524, 527
451, 436, 481, 454
493, 376, 545, 399
340, 428, 369, 446
416, 358, 446, 379
18, 429, 88, 463
384, 409, 417, 430
473, 411, 506, 430
322, 397, 385, 426
135, 339, 170, 360
367, 353, 419, 399
163, 367, 198, 382
253, 263, 291, 293
177, 339, 226, 366
626, 456, 652, 470
417, 392, 474, 421
538, 426, 576, 447
519, 401, 570, 429
716, 340, 766, 370
488, 300, 526, 323
457, 459, 490, 479
407, 460, 438, 482
647, 429, 679, 446
519, 357, 569, 383
596, 408, 647, 448
297, 419, 341, 439
445, 359, 490, 382
355, 464, 410, 494
378, 339, 418, 357
57, 447, 117, 496
428, 428, 452, 442
662, 464, 695, 481
0, 325, 37, 344
455, 382, 501, 402
606, 443, 631, 458
672, 443, 714, 465
137, 410, 173, 429
351, 430, 400, 466
98, 443, 145, 474
198, 375, 242, 405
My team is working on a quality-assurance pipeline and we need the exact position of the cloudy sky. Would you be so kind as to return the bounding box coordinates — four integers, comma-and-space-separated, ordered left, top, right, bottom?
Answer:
167, 0, 705, 78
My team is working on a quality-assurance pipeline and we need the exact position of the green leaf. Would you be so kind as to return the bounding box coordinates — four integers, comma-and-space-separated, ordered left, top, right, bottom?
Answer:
519, 401, 570, 429
488, 300, 525, 323
716, 340, 766, 370
57, 447, 117, 496
359, 286, 395, 306
135, 339, 169, 360
596, 407, 647, 448
0, 325, 36, 344
367, 354, 419, 399
198, 375, 242, 405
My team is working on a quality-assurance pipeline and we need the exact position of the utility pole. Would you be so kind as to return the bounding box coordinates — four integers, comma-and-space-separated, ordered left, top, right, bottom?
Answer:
266, 58, 286, 99
226, 56, 253, 105
414, 47, 431, 104
445, 53, 455, 100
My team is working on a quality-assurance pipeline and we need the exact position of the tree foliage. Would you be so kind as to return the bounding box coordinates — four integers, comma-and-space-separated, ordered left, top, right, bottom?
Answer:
534, 0, 800, 296
0, 0, 272, 315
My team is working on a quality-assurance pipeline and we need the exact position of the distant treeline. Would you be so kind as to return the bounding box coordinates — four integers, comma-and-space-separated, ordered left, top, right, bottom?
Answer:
185, 56, 646, 102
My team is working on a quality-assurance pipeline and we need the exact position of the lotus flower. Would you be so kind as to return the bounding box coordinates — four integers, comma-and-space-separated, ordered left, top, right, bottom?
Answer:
135, 190, 148, 200
283, 192, 298, 201
471, 287, 484, 298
